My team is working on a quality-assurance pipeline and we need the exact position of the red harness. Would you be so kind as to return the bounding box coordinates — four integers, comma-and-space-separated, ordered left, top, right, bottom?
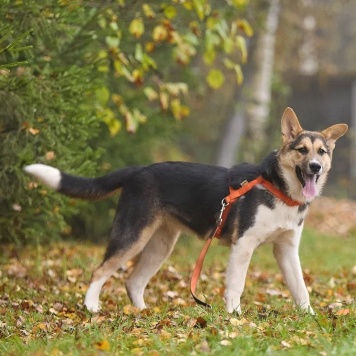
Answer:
190, 175, 303, 307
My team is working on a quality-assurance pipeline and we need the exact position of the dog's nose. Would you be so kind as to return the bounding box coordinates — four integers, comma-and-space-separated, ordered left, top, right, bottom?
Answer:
309, 162, 321, 173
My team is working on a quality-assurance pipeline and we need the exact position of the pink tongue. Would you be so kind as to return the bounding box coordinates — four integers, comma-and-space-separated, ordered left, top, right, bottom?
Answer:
303, 175, 317, 198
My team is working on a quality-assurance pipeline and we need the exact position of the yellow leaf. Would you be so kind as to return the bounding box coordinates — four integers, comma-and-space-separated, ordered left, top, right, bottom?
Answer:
171, 98, 181, 120
129, 18, 144, 39
98, 108, 121, 136
159, 92, 169, 110
206, 69, 225, 89
145, 41, 155, 53
158, 329, 171, 340
236, 35, 248, 63
152, 25, 168, 42
203, 50, 216, 65
108, 118, 121, 136
123, 304, 140, 315
97, 50, 108, 59
231, 0, 249, 9
112, 93, 123, 105
223, 37, 234, 54
95, 339, 110, 351
132, 69, 144, 85
206, 16, 218, 30
144, 86, 158, 101
142, 4, 155, 18
236, 19, 253, 37
133, 108, 147, 124
192, 0, 206, 21
234, 64, 244, 85
163, 5, 177, 19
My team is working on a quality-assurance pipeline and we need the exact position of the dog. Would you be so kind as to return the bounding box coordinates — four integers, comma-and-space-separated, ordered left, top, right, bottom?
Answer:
24, 107, 348, 314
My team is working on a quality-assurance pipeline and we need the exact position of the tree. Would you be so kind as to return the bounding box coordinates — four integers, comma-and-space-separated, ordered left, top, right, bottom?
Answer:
216, 0, 281, 166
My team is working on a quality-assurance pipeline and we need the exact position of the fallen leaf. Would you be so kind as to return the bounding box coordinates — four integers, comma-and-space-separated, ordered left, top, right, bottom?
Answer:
155, 319, 172, 330
157, 329, 171, 340
45, 151, 56, 160
266, 288, 283, 296
197, 340, 211, 353
29, 127, 40, 135
95, 339, 110, 351
229, 318, 243, 327
335, 308, 350, 316
194, 316, 208, 329
281, 340, 291, 348
228, 331, 239, 339
123, 304, 140, 316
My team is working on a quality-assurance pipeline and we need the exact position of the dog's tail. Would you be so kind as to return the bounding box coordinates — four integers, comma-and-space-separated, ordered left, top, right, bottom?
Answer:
24, 164, 140, 200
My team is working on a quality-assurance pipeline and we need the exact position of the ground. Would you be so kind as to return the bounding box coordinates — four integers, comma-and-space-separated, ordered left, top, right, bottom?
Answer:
0, 197, 355, 355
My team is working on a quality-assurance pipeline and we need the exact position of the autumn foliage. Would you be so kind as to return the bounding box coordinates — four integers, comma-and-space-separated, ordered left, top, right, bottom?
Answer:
0, 0, 251, 244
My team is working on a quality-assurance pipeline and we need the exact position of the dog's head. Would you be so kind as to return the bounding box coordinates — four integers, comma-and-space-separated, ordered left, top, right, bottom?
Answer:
278, 107, 348, 202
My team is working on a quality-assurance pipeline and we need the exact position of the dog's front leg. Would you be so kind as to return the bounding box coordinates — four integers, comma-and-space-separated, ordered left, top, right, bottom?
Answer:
273, 236, 315, 315
225, 237, 256, 314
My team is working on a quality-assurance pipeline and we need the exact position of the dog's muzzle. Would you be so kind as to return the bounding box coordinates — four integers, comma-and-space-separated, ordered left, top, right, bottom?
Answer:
296, 161, 322, 198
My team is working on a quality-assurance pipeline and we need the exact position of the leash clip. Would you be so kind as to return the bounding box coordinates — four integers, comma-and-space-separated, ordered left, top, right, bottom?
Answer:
217, 199, 229, 225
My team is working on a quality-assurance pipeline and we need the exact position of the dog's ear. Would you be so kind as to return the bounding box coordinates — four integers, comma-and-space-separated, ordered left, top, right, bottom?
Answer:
281, 107, 303, 143
322, 124, 348, 149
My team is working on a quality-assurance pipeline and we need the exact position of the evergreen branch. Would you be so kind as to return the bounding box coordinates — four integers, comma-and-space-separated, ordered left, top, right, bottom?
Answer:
0, 29, 32, 55
0, 61, 28, 69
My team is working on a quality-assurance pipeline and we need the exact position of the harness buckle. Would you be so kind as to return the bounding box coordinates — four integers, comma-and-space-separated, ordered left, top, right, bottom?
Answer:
240, 180, 248, 186
217, 199, 229, 225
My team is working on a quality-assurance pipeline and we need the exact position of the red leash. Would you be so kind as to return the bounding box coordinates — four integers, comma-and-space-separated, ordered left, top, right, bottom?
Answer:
190, 175, 302, 308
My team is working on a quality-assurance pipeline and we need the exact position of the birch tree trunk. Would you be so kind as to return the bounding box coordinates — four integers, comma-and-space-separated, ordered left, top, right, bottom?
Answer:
216, 0, 281, 167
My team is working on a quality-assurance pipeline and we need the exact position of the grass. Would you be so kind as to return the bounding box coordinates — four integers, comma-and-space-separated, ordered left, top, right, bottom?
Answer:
0, 228, 355, 355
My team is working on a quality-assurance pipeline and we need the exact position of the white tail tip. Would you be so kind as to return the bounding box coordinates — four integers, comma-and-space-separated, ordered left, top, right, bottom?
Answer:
24, 164, 61, 190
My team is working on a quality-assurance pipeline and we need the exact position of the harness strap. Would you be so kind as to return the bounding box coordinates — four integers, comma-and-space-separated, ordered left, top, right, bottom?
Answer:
190, 175, 302, 308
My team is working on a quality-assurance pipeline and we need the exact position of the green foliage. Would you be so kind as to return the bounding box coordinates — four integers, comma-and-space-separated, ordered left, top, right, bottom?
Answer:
0, 0, 252, 244
0, 1, 102, 243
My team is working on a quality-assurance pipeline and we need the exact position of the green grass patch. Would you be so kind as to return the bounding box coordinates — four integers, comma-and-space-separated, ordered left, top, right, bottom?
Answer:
0, 228, 355, 355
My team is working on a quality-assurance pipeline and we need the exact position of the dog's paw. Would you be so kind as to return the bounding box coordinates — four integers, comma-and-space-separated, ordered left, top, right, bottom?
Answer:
84, 295, 101, 313
232, 305, 242, 315
225, 292, 242, 315
306, 306, 315, 316
226, 301, 242, 315
299, 304, 315, 316
85, 300, 101, 313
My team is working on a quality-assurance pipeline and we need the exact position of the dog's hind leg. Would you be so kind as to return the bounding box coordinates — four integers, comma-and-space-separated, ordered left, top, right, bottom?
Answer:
125, 222, 180, 309
84, 218, 161, 313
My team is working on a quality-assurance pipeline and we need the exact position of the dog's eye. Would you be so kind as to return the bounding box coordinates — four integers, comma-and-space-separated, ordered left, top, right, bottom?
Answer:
297, 147, 308, 154
318, 148, 326, 155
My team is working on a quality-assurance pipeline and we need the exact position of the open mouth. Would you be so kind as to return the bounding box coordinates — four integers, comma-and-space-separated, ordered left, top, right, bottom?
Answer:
296, 166, 320, 198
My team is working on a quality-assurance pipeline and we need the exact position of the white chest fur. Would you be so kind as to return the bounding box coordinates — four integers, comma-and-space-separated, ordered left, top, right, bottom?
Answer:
243, 201, 307, 245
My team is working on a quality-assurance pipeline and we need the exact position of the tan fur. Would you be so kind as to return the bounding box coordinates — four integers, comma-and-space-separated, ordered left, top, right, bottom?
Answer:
278, 108, 347, 202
